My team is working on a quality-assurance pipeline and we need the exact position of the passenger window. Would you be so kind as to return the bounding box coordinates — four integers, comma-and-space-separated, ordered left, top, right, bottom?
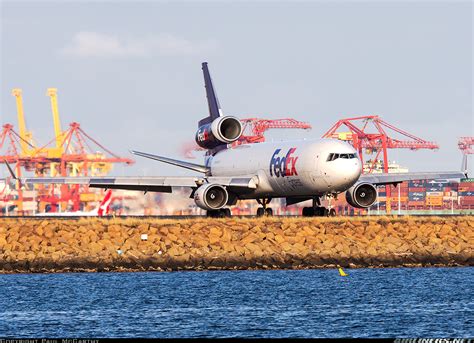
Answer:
340, 154, 348, 159
327, 153, 334, 161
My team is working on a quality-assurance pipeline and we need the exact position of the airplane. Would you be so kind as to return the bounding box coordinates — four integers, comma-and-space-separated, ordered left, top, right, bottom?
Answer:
6, 62, 466, 217
35, 190, 113, 217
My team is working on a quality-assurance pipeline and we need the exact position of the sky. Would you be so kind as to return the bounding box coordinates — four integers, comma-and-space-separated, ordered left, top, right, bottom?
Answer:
1, 0, 472, 177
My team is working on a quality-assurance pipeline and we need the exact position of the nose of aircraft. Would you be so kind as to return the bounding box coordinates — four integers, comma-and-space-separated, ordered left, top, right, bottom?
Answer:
346, 157, 362, 186
321, 147, 362, 191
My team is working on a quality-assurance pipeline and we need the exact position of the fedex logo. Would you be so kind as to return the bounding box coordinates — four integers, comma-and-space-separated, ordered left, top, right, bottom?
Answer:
196, 128, 209, 142
269, 148, 298, 177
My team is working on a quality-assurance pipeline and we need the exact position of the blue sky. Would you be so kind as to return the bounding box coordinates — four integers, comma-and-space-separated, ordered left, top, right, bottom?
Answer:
1, 1, 472, 176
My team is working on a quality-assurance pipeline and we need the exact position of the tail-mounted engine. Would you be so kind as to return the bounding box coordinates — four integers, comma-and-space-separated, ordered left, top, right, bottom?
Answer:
194, 183, 229, 210
195, 116, 242, 149
345, 182, 378, 208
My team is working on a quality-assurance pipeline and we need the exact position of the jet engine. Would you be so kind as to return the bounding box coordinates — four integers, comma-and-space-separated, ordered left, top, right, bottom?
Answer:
195, 116, 242, 149
194, 183, 229, 210
345, 182, 378, 208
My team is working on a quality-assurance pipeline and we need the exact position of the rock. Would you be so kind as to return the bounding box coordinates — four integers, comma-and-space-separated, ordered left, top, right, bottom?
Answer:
0, 216, 472, 273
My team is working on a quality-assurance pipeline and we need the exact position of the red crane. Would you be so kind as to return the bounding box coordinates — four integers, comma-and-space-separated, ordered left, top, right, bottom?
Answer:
182, 117, 312, 158
458, 137, 474, 155
322, 115, 439, 174
236, 118, 312, 145
322, 115, 439, 214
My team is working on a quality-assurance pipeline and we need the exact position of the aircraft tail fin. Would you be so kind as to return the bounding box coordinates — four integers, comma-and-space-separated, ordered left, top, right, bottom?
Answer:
96, 190, 113, 216
131, 150, 210, 174
199, 62, 223, 126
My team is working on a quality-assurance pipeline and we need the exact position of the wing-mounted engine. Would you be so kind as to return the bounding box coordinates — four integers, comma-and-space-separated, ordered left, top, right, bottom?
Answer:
194, 183, 229, 210
195, 116, 242, 149
345, 182, 378, 208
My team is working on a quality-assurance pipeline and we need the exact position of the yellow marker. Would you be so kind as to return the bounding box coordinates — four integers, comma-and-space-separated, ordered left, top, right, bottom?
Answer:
338, 267, 348, 277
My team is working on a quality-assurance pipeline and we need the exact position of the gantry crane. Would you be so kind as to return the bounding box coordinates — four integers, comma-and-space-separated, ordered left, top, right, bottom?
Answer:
11, 89, 36, 156
458, 137, 473, 174
46, 88, 65, 158
182, 117, 312, 158
1, 88, 134, 215
322, 115, 439, 214
236, 118, 312, 145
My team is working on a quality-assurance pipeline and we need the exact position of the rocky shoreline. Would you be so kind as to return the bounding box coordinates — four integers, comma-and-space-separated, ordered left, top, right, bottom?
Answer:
0, 216, 472, 273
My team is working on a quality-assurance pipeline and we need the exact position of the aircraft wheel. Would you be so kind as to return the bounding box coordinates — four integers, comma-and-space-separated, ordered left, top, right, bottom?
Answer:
302, 207, 314, 217
207, 210, 225, 218
256, 207, 265, 217
328, 208, 336, 217
206, 210, 217, 218
223, 208, 232, 217
265, 208, 273, 216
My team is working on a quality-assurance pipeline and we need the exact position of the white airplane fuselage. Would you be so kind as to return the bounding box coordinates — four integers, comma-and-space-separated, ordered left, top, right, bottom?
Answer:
209, 138, 362, 198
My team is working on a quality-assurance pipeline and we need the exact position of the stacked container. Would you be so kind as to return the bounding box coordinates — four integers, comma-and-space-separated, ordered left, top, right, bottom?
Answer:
408, 180, 426, 207
459, 178, 474, 207
425, 180, 446, 207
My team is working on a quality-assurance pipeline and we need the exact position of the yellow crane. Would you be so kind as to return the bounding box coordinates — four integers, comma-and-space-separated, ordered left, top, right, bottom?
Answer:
46, 88, 65, 159
11, 88, 35, 156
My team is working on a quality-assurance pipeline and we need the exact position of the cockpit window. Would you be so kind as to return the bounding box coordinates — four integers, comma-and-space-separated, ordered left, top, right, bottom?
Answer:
327, 153, 357, 161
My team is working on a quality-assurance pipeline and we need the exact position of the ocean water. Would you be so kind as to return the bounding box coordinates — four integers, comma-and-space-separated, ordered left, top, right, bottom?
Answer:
0, 268, 472, 338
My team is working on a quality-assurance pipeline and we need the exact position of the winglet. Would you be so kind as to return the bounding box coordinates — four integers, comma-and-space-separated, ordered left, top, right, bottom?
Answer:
4, 160, 17, 180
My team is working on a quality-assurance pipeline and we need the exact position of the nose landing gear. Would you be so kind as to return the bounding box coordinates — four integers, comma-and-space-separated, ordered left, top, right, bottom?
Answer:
256, 198, 273, 217
302, 197, 336, 217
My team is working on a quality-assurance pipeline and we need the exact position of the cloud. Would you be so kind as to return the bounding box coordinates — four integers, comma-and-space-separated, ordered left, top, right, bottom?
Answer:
60, 31, 216, 58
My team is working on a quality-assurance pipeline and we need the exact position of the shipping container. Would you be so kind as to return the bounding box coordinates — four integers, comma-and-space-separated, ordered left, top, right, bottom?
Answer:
443, 196, 457, 201
459, 183, 474, 190
389, 197, 408, 202
427, 179, 449, 184
460, 197, 474, 205
408, 187, 426, 192
409, 192, 425, 197
408, 180, 426, 187
426, 186, 444, 192
409, 196, 425, 201
426, 197, 443, 205
408, 201, 425, 206
426, 191, 443, 196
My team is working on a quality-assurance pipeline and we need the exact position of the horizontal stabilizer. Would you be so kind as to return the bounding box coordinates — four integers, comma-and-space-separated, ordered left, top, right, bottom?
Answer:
130, 150, 210, 174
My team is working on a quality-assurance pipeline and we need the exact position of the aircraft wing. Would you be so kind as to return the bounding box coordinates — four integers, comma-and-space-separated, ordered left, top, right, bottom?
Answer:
20, 176, 258, 193
359, 171, 466, 186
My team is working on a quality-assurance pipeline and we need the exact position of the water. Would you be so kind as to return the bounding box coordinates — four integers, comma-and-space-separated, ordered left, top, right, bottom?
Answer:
0, 268, 473, 338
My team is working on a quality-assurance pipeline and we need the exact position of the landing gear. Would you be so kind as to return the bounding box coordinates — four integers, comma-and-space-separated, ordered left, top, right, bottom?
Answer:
302, 197, 337, 217
206, 208, 232, 218
256, 198, 273, 217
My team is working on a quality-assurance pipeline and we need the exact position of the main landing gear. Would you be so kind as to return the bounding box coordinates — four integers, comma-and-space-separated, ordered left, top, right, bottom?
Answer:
206, 208, 232, 218
302, 197, 336, 217
256, 198, 273, 217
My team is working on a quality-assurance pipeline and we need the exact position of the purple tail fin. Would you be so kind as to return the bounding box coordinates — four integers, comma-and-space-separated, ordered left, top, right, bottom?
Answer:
199, 62, 223, 126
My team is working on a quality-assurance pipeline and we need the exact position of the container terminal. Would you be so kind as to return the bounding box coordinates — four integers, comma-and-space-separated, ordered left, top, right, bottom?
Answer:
0, 88, 472, 217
